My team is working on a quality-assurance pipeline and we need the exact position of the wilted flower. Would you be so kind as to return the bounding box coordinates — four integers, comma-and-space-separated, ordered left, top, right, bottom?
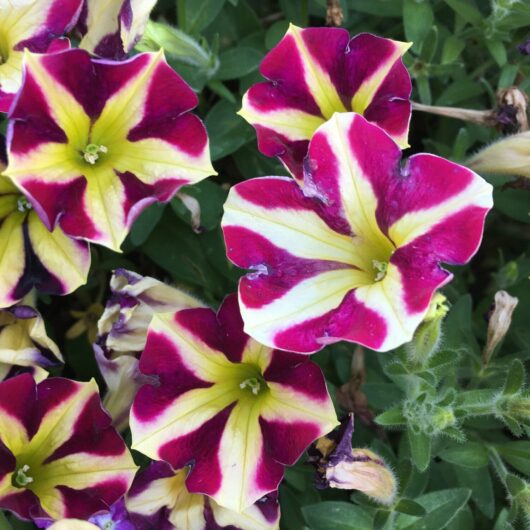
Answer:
5, 49, 215, 252
239, 24, 411, 180
0, 303, 63, 382
468, 130, 530, 179
0, 374, 137, 522
127, 461, 280, 529
222, 113, 493, 353
78, 0, 157, 59
0, 0, 82, 111
310, 415, 397, 505
130, 294, 338, 512
95, 269, 202, 430
0, 174, 90, 308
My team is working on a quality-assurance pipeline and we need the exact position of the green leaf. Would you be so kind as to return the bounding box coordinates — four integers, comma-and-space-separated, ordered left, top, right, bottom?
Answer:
439, 442, 489, 468
180, 0, 226, 34
506, 473, 526, 496
214, 46, 263, 80
403, 0, 433, 53
207, 80, 236, 103
454, 465, 494, 518
408, 430, 432, 471
420, 25, 438, 63
497, 441, 530, 477
128, 203, 165, 247
397, 488, 472, 530
375, 405, 407, 427
373, 510, 392, 530
494, 189, 530, 224
504, 359, 526, 396
486, 39, 507, 67
394, 499, 427, 517
279, 0, 309, 25
416, 76, 431, 105
444, 0, 483, 25
265, 20, 289, 50
205, 100, 255, 160
0, 513, 11, 530
348, 0, 403, 17
441, 35, 465, 63
436, 79, 484, 106
302, 502, 373, 530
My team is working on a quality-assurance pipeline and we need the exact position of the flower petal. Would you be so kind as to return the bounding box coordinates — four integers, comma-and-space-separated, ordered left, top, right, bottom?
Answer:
79, 0, 157, 59
240, 25, 411, 179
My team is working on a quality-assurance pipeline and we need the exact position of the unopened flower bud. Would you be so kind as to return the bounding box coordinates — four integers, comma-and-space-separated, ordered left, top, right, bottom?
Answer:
407, 292, 449, 364
309, 415, 397, 506
468, 130, 530, 179
483, 290, 519, 365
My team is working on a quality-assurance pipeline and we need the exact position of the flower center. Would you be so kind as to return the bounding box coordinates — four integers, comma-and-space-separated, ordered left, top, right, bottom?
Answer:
372, 260, 388, 282
83, 143, 108, 165
16, 196, 32, 213
240, 377, 263, 395
13, 464, 34, 488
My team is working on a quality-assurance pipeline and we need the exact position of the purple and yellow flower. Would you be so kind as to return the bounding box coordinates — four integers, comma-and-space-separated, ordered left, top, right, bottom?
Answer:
0, 173, 90, 308
0, 303, 62, 382
95, 269, 202, 430
130, 294, 338, 512
5, 49, 215, 252
0, 0, 82, 112
78, 0, 157, 59
239, 25, 411, 180
0, 373, 137, 522
127, 461, 280, 529
222, 113, 493, 354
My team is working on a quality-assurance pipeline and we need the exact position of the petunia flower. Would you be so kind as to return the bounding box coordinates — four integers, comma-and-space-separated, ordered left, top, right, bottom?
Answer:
222, 112, 493, 354
239, 24, 411, 180
0, 303, 62, 382
309, 415, 397, 505
0, 173, 90, 308
0, 373, 138, 522
126, 461, 280, 530
47, 521, 99, 530
130, 294, 338, 512
0, 0, 82, 112
95, 269, 203, 430
5, 49, 215, 252
78, 0, 157, 60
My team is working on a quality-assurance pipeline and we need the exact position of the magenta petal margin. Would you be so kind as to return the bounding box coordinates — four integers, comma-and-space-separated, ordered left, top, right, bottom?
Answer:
239, 25, 412, 180
222, 113, 493, 354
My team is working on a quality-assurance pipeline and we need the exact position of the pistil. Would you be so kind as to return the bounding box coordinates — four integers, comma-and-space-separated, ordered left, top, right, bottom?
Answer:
240, 377, 262, 395
14, 464, 34, 487
83, 144, 108, 165
372, 260, 388, 282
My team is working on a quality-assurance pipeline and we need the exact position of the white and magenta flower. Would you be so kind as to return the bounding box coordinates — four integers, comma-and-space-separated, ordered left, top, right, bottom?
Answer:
0, 304, 63, 382
222, 113, 493, 354
239, 24, 411, 180
78, 0, 157, 59
0, 0, 82, 112
130, 294, 338, 512
0, 175, 89, 308
5, 49, 215, 252
127, 461, 280, 530
0, 374, 137, 522
95, 268, 203, 431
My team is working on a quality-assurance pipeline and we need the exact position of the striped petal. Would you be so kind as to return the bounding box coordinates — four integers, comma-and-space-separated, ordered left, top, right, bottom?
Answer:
0, 304, 63, 382
222, 113, 493, 353
0, 0, 82, 112
0, 374, 137, 522
240, 25, 411, 180
127, 461, 280, 530
130, 295, 337, 512
79, 0, 157, 59
5, 49, 215, 251
0, 175, 90, 309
